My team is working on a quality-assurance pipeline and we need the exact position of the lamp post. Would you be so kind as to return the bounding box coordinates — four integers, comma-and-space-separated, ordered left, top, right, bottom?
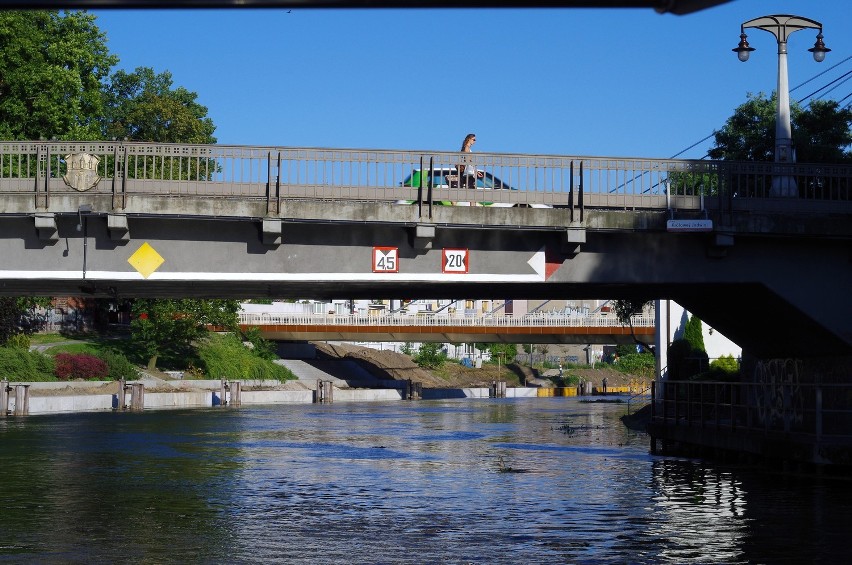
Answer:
732, 14, 830, 197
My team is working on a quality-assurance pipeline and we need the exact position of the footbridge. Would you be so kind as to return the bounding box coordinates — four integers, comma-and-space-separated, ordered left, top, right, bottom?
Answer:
2, 140, 851, 358
239, 311, 655, 344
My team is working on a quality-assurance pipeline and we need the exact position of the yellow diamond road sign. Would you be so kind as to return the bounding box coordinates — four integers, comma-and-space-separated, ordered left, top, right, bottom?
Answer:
128, 242, 165, 279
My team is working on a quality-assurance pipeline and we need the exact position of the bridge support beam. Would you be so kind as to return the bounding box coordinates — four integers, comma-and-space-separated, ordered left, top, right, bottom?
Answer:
410, 223, 435, 251
34, 213, 58, 243
562, 224, 586, 255
261, 218, 283, 247
107, 213, 129, 242
707, 232, 735, 258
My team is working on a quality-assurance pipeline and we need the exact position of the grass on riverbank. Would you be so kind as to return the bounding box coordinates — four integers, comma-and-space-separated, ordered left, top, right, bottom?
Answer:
5, 331, 294, 383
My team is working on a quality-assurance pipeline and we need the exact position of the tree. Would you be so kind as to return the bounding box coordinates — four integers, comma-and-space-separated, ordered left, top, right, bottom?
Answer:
102, 67, 216, 144
708, 92, 852, 164
683, 314, 706, 354
669, 93, 852, 196
612, 299, 655, 354
129, 299, 239, 370
668, 314, 709, 380
0, 297, 51, 346
413, 342, 445, 370
0, 10, 117, 140
487, 343, 516, 364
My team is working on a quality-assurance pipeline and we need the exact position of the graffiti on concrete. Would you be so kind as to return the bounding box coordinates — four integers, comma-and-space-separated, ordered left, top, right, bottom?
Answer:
754, 358, 804, 432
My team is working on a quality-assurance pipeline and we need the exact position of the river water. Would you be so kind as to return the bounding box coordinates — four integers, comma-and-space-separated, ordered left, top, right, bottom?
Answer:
1, 398, 850, 564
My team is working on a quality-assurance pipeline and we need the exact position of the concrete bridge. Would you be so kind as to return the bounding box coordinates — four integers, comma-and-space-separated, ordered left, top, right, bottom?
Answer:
1, 141, 851, 358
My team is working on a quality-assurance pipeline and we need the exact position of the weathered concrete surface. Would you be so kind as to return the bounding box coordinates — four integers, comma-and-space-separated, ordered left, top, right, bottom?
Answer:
5, 383, 542, 416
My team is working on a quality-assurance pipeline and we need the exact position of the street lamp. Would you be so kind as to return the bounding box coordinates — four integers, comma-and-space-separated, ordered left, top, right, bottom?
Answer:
732, 14, 830, 197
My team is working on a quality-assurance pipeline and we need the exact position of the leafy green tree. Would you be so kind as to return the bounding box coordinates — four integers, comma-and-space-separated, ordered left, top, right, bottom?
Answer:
0, 297, 51, 346
413, 342, 445, 370
0, 10, 117, 140
102, 67, 216, 144
669, 93, 851, 196
486, 343, 516, 364
683, 315, 706, 354
129, 299, 239, 370
667, 315, 709, 380
708, 93, 852, 164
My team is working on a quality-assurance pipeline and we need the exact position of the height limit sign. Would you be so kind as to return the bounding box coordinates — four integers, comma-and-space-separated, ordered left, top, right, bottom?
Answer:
372, 247, 399, 273
442, 248, 469, 274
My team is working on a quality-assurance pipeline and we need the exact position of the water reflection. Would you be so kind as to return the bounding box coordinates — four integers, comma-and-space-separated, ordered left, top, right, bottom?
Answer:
1, 399, 850, 563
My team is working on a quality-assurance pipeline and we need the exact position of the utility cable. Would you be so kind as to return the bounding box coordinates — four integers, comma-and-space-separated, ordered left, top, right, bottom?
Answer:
790, 54, 852, 94
797, 69, 852, 104
669, 53, 852, 160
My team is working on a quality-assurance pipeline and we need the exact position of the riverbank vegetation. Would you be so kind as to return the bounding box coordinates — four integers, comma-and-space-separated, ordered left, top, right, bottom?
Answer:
0, 330, 294, 383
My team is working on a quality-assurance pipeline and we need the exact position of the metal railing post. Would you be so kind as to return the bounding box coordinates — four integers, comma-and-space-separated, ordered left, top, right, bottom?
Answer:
815, 386, 822, 442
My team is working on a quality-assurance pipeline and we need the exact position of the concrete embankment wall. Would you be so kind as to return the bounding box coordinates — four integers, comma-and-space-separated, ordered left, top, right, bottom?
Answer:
3, 379, 575, 416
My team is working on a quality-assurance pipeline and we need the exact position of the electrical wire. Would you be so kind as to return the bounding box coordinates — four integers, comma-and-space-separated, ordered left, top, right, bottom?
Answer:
671, 53, 852, 159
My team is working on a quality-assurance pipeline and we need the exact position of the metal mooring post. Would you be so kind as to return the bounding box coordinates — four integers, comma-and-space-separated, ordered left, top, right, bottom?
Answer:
220, 379, 229, 406
1, 381, 8, 417
13, 385, 30, 416
229, 381, 241, 406
316, 380, 333, 403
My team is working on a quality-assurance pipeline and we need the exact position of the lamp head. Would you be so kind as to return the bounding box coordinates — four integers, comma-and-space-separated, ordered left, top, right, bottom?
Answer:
808, 32, 830, 63
732, 32, 755, 62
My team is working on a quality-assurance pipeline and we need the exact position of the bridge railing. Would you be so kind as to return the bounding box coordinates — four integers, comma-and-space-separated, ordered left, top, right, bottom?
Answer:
653, 380, 852, 442
238, 312, 655, 328
2, 141, 850, 211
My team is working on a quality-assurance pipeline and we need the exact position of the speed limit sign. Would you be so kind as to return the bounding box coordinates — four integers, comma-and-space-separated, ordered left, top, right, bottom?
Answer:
442, 248, 469, 273
373, 247, 399, 273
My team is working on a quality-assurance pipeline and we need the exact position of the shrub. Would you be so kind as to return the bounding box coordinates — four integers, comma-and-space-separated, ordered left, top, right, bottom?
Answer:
5, 333, 31, 349
413, 342, 446, 369
613, 352, 655, 379
0, 347, 55, 381
710, 354, 740, 375
54, 353, 109, 381
197, 333, 294, 382
97, 349, 140, 381
241, 327, 278, 360
667, 338, 708, 380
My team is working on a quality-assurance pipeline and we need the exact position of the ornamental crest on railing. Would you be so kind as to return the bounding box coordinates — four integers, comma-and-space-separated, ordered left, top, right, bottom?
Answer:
62, 153, 101, 191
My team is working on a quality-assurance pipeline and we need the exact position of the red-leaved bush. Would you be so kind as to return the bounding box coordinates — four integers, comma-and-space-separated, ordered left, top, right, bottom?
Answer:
54, 353, 109, 381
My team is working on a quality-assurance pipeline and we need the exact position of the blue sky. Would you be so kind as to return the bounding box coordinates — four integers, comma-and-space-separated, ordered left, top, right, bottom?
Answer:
92, 1, 851, 159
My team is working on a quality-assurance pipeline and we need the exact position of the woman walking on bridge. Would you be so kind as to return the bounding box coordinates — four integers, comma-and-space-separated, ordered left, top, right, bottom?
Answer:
459, 133, 484, 188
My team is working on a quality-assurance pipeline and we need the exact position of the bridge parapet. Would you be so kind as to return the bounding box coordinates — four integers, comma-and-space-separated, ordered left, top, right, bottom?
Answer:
238, 312, 655, 328
2, 142, 849, 230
